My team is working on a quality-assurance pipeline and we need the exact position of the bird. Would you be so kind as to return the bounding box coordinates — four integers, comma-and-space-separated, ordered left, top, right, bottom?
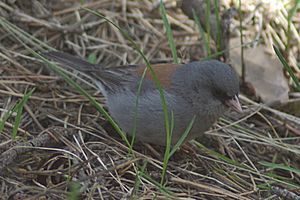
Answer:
43, 51, 242, 146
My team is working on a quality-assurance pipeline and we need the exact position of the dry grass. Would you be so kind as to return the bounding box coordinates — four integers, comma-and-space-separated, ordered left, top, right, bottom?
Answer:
0, 0, 300, 199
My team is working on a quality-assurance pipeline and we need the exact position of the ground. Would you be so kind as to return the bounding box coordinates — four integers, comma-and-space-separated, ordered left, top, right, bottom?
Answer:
0, 0, 300, 199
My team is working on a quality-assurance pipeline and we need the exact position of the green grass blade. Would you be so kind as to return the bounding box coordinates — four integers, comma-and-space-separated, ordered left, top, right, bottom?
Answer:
11, 88, 35, 139
196, 141, 300, 188
87, 52, 97, 64
238, 0, 245, 82
192, 9, 210, 58
0, 88, 34, 138
273, 45, 300, 91
195, 141, 245, 167
159, 0, 178, 64
67, 182, 81, 200
0, 16, 55, 51
138, 171, 174, 197
259, 161, 300, 175
131, 160, 148, 198
205, 0, 211, 56
158, 0, 181, 183
286, 0, 300, 52
169, 115, 196, 158
0, 106, 15, 134
213, 0, 221, 52
161, 110, 175, 184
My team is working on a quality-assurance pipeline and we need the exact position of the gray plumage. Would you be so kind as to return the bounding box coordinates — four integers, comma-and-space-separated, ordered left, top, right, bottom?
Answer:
43, 52, 240, 145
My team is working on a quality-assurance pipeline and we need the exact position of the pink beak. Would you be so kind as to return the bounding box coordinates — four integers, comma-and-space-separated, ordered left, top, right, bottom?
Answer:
226, 95, 243, 113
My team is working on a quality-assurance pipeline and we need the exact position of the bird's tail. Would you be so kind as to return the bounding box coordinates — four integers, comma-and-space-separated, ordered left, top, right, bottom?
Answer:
42, 51, 100, 72
42, 51, 133, 96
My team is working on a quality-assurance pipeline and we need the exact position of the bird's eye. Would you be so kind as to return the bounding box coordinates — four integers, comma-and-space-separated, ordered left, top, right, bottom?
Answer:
213, 89, 236, 102
213, 89, 227, 101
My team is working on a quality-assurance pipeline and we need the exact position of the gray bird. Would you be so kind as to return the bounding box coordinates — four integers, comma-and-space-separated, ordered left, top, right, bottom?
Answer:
43, 52, 242, 146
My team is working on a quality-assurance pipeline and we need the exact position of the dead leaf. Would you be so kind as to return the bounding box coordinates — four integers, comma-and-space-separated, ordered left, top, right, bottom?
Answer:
230, 38, 289, 104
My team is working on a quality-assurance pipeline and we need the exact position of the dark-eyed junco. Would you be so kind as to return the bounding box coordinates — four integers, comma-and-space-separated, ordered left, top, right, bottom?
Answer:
44, 52, 242, 146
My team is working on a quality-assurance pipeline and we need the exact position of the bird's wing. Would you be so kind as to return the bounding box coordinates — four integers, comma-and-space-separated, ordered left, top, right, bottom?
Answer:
43, 51, 181, 93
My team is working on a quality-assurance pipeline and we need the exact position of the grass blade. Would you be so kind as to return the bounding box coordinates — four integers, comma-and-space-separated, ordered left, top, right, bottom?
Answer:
238, 0, 245, 82
286, 0, 300, 53
260, 161, 300, 175
159, 0, 178, 64
12, 88, 35, 139
169, 116, 196, 158
138, 171, 174, 197
205, 0, 211, 56
213, 0, 221, 52
273, 45, 300, 91
192, 9, 210, 58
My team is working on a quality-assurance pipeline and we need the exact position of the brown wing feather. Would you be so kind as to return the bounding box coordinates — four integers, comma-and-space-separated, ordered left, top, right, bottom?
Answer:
135, 63, 182, 88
